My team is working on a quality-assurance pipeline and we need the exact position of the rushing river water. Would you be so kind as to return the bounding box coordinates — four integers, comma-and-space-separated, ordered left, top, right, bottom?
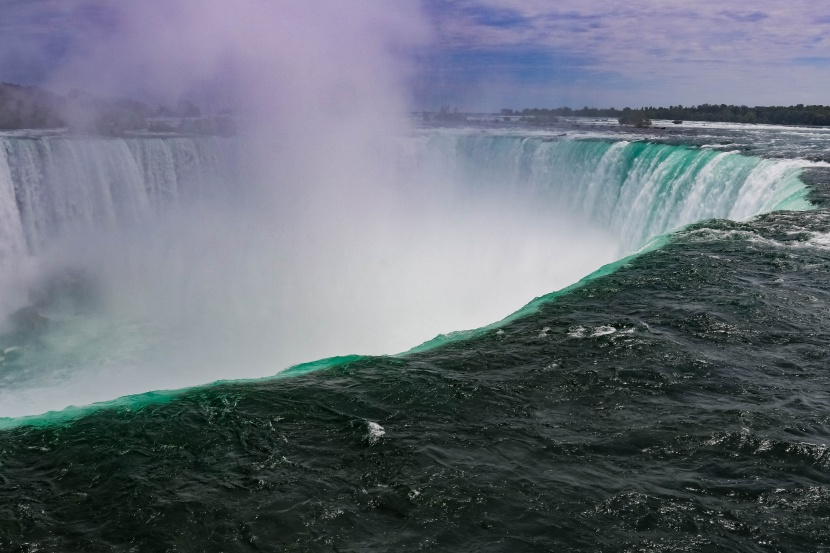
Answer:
1, 121, 829, 551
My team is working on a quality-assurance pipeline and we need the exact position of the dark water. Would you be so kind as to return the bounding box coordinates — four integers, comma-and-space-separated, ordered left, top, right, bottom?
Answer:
2, 137, 830, 551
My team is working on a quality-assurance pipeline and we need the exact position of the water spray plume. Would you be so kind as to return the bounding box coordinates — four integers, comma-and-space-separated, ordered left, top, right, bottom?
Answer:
0, 3, 812, 419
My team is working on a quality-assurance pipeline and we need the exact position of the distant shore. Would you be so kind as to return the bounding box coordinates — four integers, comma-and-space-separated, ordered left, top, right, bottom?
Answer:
424, 103, 830, 128
0, 82, 234, 137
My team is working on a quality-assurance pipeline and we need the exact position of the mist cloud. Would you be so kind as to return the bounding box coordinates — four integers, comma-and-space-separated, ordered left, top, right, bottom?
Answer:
43, 2, 428, 117
0, 1, 622, 418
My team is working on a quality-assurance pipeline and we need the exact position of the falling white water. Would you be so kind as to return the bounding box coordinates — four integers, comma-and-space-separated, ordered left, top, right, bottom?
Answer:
0, 128, 815, 419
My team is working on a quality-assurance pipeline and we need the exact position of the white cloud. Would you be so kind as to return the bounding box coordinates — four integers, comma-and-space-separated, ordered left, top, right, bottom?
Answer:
426, 0, 830, 107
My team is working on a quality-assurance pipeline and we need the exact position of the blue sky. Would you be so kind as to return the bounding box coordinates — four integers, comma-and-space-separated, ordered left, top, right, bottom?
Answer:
2, 1, 830, 112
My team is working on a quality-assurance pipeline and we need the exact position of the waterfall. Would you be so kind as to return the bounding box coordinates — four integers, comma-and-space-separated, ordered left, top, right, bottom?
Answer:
0, 134, 237, 256
0, 129, 816, 420
0, 132, 810, 260
413, 133, 811, 251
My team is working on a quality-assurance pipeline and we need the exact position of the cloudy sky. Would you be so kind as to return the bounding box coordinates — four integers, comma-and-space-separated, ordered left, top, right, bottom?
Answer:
419, 0, 830, 111
2, 1, 830, 112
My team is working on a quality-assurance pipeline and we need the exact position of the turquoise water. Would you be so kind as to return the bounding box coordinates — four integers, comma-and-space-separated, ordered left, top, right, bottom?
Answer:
0, 132, 813, 420
1, 125, 829, 551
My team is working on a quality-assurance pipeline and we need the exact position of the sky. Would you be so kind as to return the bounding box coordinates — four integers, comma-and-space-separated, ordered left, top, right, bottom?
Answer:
2, 0, 830, 112
418, 0, 830, 111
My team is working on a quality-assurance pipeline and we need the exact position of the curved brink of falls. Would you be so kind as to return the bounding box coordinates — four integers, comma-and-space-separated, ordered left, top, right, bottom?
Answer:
402, 133, 812, 350
0, 132, 815, 423
421, 134, 811, 250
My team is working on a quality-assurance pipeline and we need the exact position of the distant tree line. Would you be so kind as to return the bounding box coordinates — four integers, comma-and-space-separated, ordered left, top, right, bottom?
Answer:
0, 82, 234, 136
433, 105, 467, 122
0, 83, 64, 129
507, 104, 830, 126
